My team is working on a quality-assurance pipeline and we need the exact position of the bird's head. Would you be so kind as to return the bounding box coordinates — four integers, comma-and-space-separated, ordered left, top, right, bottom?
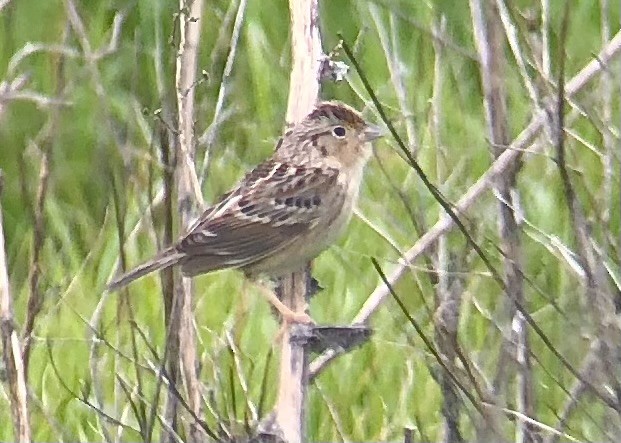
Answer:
278, 101, 383, 170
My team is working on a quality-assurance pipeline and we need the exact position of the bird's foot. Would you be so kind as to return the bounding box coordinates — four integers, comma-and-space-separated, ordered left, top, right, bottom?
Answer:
280, 305, 315, 325
273, 304, 315, 343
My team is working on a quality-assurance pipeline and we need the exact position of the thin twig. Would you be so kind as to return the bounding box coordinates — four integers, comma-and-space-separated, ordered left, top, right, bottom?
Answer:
372, 0, 480, 62
198, 0, 247, 152
66, 2, 129, 438
46, 340, 139, 434
495, 0, 540, 106
21, 125, 52, 376
350, 32, 616, 409
367, 3, 418, 153
544, 340, 603, 443
109, 169, 150, 441
371, 259, 487, 419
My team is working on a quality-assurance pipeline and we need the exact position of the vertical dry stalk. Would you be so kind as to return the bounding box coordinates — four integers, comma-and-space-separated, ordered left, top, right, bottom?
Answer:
200, 0, 248, 155
430, 16, 465, 443
274, 1, 323, 441
21, 132, 51, 377
155, 120, 179, 442
470, 1, 533, 441
173, 0, 204, 440
22, 37, 65, 387
0, 176, 31, 442
599, 0, 616, 247
553, 5, 621, 423
150, 0, 177, 370
367, 4, 419, 154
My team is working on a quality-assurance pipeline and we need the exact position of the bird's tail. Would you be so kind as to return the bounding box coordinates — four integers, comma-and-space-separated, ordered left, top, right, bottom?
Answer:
106, 247, 184, 292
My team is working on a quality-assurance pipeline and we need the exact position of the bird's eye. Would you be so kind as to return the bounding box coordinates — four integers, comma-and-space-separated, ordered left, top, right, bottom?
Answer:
332, 126, 346, 138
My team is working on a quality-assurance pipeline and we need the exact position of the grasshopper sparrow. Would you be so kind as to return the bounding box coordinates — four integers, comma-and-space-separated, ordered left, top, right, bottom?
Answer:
107, 101, 382, 323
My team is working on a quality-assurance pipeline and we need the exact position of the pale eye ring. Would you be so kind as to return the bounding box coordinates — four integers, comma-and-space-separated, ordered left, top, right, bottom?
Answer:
332, 126, 346, 138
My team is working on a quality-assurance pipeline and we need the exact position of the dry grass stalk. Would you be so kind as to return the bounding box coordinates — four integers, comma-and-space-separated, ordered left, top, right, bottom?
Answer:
470, 0, 533, 441
273, 1, 323, 441
0, 175, 31, 442
173, 0, 205, 440
428, 12, 468, 443
21, 33, 67, 382
552, 4, 621, 430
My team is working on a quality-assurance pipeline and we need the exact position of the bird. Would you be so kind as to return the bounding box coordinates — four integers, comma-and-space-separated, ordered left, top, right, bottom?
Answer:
107, 101, 383, 323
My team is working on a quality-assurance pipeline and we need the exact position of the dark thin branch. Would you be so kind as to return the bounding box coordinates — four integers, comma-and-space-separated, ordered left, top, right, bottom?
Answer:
45, 340, 139, 434
339, 34, 507, 292
371, 259, 481, 416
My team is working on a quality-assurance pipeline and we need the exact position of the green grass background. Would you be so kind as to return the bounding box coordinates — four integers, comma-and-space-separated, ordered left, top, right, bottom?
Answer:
1, 0, 620, 441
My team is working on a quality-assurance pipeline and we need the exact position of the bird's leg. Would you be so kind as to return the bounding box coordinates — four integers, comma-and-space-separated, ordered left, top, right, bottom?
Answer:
253, 281, 314, 325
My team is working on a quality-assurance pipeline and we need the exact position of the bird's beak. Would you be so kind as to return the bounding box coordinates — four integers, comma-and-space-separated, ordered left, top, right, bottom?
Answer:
363, 124, 384, 142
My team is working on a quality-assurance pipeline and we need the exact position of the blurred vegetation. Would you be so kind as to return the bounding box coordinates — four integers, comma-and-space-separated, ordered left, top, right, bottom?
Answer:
1, 0, 620, 441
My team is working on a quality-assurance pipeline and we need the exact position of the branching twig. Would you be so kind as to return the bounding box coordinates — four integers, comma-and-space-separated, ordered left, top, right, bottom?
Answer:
345, 35, 618, 412
310, 28, 621, 381
46, 340, 139, 434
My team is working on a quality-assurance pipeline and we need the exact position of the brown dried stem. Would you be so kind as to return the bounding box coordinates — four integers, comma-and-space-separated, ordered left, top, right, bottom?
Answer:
272, 1, 323, 442
20, 125, 51, 379
428, 13, 467, 443
21, 30, 68, 382
553, 3, 621, 419
172, 0, 205, 440
0, 174, 31, 442
470, 1, 533, 441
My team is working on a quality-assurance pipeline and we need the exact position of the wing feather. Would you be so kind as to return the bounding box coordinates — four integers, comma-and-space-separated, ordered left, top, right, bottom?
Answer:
176, 160, 340, 275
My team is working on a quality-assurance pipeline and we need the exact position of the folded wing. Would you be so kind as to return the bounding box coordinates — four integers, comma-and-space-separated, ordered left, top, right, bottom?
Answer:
177, 160, 341, 276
